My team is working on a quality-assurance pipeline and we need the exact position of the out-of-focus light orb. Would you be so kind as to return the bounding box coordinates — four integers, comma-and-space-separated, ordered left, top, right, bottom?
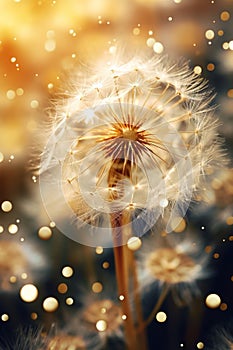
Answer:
197, 342, 204, 349
127, 236, 142, 251
1, 314, 9, 322
160, 198, 168, 208
205, 30, 215, 40
30, 100, 39, 109
57, 283, 68, 294
9, 276, 17, 283
227, 89, 233, 98
173, 218, 186, 233
153, 42, 164, 54
66, 297, 74, 305
92, 282, 103, 293
220, 11, 230, 21
38, 226, 52, 240
16, 88, 24, 96
229, 41, 233, 51
61, 266, 74, 278
194, 66, 202, 75
21, 272, 28, 279
0, 152, 4, 162
20, 284, 39, 303
220, 303, 228, 311
1, 201, 13, 212
218, 30, 224, 36
43, 297, 59, 312
8, 224, 18, 234
102, 261, 110, 269
0, 226, 4, 233
222, 42, 229, 50
44, 39, 56, 52
146, 38, 155, 48
133, 27, 140, 36
156, 311, 167, 322
6, 90, 16, 100
96, 319, 107, 332
207, 63, 215, 71
96, 246, 103, 254
226, 216, 233, 225
31, 312, 38, 320
205, 293, 221, 309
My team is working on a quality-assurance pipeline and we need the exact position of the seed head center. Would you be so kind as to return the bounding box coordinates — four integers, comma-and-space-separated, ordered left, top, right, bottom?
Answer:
122, 128, 138, 141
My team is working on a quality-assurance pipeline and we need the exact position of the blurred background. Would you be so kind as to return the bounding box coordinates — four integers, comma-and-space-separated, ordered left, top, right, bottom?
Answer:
0, 0, 232, 349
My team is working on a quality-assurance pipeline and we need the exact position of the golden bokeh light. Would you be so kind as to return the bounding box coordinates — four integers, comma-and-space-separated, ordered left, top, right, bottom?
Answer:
38, 226, 52, 240
42, 297, 59, 312
220, 11, 230, 21
96, 246, 104, 254
1, 314, 9, 322
156, 311, 167, 323
205, 293, 221, 309
66, 297, 74, 305
96, 319, 107, 332
8, 224, 18, 234
57, 283, 68, 294
92, 282, 103, 293
1, 200, 13, 212
61, 266, 74, 278
127, 237, 142, 251
20, 284, 39, 303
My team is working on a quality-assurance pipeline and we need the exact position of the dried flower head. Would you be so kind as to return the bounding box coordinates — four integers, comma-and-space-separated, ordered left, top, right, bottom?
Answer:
81, 299, 123, 337
39, 48, 226, 247
145, 246, 201, 285
47, 335, 86, 350
0, 239, 46, 292
138, 232, 208, 304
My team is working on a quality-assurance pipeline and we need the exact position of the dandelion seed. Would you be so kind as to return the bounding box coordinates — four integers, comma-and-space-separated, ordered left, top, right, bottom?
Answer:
39, 48, 226, 247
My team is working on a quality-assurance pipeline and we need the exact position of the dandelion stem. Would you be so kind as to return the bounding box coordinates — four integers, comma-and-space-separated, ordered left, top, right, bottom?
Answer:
130, 250, 149, 350
111, 212, 138, 350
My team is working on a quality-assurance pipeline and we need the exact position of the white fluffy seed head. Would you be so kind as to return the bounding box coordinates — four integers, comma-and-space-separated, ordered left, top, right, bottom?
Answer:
38, 48, 226, 245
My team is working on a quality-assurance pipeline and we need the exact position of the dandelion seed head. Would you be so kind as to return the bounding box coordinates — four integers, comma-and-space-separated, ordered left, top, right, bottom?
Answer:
39, 48, 226, 247
145, 247, 200, 284
82, 299, 123, 336
47, 335, 86, 349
